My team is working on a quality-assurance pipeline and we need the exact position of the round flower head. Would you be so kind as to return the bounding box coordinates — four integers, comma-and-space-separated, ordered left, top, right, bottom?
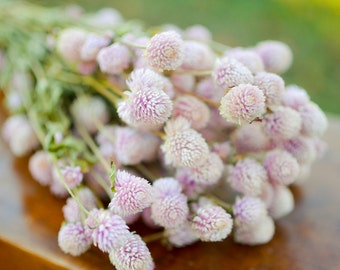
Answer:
268, 185, 294, 219
71, 95, 109, 134
50, 167, 69, 198
28, 150, 53, 186
109, 234, 154, 270
170, 73, 195, 92
180, 41, 215, 71
212, 57, 253, 90
86, 8, 123, 28
191, 205, 233, 242
263, 106, 302, 141
219, 84, 266, 125
153, 177, 182, 198
81, 33, 111, 61
85, 209, 131, 253
172, 95, 210, 130
57, 28, 87, 62
97, 43, 130, 74
151, 193, 189, 228
165, 221, 199, 247
225, 48, 264, 74
228, 158, 268, 196
253, 72, 285, 109
234, 215, 275, 245
184, 24, 212, 42
145, 30, 185, 71
255, 40, 293, 74
58, 222, 92, 256
141, 207, 160, 229
161, 117, 210, 168
282, 136, 317, 164
109, 170, 153, 217
298, 102, 328, 137
195, 77, 225, 102
61, 166, 83, 189
211, 141, 232, 162
233, 196, 267, 228
283, 85, 310, 110
264, 150, 300, 186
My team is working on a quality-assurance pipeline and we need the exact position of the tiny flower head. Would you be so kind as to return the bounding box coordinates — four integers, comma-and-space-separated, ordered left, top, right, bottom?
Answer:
283, 136, 317, 164
170, 73, 195, 92
298, 102, 328, 137
180, 41, 215, 70
28, 150, 53, 186
283, 85, 310, 110
268, 184, 294, 219
195, 77, 225, 102
184, 24, 212, 42
225, 48, 264, 74
97, 43, 130, 74
81, 33, 111, 61
57, 28, 87, 62
165, 221, 199, 247
153, 177, 182, 198
61, 166, 83, 189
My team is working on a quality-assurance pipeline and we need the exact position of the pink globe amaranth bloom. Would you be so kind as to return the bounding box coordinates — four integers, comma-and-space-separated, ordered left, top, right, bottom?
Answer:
86, 8, 123, 28
282, 136, 317, 164
268, 184, 294, 219
172, 95, 210, 130
97, 43, 130, 74
77, 60, 97, 75
170, 73, 195, 92
161, 117, 210, 168
234, 215, 275, 245
219, 84, 266, 125
57, 28, 88, 62
212, 57, 253, 90
61, 166, 83, 189
253, 72, 285, 109
153, 177, 183, 198
141, 207, 160, 229
85, 208, 131, 253
283, 85, 310, 110
71, 95, 109, 134
180, 41, 215, 71
184, 24, 212, 42
63, 187, 97, 223
80, 33, 111, 61
211, 141, 232, 162
263, 106, 302, 141
295, 162, 312, 185
165, 221, 199, 247
195, 77, 225, 102
109, 170, 153, 217
109, 234, 154, 270
151, 193, 189, 228
191, 205, 233, 242
118, 86, 173, 130
228, 158, 268, 196
58, 222, 92, 256
233, 196, 268, 228
225, 48, 265, 74
28, 150, 53, 186
144, 30, 185, 71
232, 122, 270, 154
255, 40, 293, 74
123, 212, 141, 225
264, 150, 300, 186
297, 102, 328, 137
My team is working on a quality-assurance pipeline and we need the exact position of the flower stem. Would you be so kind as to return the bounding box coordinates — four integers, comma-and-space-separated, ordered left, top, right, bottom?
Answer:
142, 231, 165, 243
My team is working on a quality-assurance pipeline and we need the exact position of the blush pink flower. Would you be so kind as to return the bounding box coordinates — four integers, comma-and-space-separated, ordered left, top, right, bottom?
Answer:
283, 85, 310, 110
268, 184, 294, 219
165, 221, 199, 247
153, 177, 183, 198
81, 33, 111, 61
57, 28, 88, 62
219, 84, 266, 124
184, 24, 212, 42
97, 43, 130, 74
225, 48, 264, 74
195, 77, 225, 102
144, 30, 185, 71
28, 150, 53, 186
180, 41, 215, 70
61, 166, 83, 189
282, 136, 317, 164
170, 73, 195, 92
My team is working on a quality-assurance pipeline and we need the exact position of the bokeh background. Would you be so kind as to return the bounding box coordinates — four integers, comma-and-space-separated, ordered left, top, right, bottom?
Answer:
32, 0, 340, 115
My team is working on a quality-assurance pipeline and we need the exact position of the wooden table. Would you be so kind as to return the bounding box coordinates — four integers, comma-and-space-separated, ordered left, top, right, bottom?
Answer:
1, 113, 340, 270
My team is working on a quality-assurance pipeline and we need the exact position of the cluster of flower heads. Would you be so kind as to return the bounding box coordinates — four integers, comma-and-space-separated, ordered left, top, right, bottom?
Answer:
0, 4, 328, 270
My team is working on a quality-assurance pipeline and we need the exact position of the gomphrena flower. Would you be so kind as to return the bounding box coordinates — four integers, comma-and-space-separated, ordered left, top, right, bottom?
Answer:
144, 30, 185, 71
58, 222, 92, 256
184, 24, 212, 42
161, 117, 210, 168
264, 150, 300, 186
234, 215, 275, 245
268, 184, 294, 219
109, 170, 153, 217
80, 33, 111, 61
211, 141, 232, 162
170, 73, 195, 92
233, 196, 268, 228
97, 43, 131, 74
282, 136, 317, 164
141, 207, 160, 229
195, 77, 225, 103
255, 40, 293, 74
225, 48, 265, 74
85, 208, 131, 253
61, 166, 83, 189
109, 234, 154, 270
165, 221, 199, 247
283, 85, 310, 110
28, 150, 53, 186
219, 84, 266, 125
180, 41, 215, 71
153, 177, 183, 198
253, 71, 285, 109
228, 158, 268, 196
86, 8, 123, 28
172, 95, 211, 130
212, 57, 254, 89
71, 95, 109, 134
262, 106, 302, 141
191, 205, 233, 242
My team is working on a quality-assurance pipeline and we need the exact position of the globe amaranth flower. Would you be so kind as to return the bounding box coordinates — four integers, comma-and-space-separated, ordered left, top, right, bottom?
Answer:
255, 40, 293, 74
57, 28, 88, 62
85, 208, 131, 253
282, 136, 317, 164
58, 222, 92, 256
225, 48, 264, 74
180, 41, 215, 71
172, 95, 210, 130
153, 177, 183, 198
97, 43, 131, 74
267, 184, 294, 219
195, 77, 225, 103
86, 8, 123, 28
264, 150, 300, 186
191, 205, 233, 242
212, 57, 253, 90
141, 207, 160, 229
228, 158, 268, 196
80, 33, 111, 61
184, 24, 212, 42
109, 170, 153, 217
61, 166, 83, 189
165, 221, 199, 247
219, 84, 266, 125
28, 150, 53, 186
170, 73, 195, 92
109, 234, 154, 270
283, 84, 310, 110
161, 117, 210, 168
144, 30, 185, 71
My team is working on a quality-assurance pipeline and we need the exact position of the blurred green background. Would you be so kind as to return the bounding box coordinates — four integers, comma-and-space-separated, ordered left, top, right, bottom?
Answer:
31, 0, 340, 115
